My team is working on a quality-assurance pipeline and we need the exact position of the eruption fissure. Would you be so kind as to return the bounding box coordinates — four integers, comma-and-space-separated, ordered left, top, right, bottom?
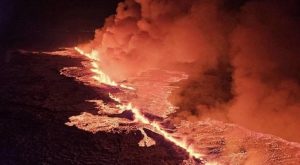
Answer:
75, 47, 134, 90
75, 47, 205, 162
112, 99, 204, 160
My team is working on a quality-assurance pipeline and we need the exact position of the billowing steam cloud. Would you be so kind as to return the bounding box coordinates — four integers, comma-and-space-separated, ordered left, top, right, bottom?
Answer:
80, 0, 300, 142
229, 0, 300, 142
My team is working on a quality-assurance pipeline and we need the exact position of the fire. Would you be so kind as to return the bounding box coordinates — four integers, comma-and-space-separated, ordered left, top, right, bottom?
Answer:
74, 47, 205, 162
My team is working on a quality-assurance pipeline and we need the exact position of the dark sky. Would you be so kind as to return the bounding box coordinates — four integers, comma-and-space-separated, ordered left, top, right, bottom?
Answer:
0, 0, 122, 50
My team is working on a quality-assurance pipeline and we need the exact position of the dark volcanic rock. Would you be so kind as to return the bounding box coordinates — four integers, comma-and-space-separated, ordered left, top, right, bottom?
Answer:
0, 52, 186, 165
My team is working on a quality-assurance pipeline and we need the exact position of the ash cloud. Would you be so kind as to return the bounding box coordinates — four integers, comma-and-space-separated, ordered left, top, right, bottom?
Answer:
81, 0, 300, 142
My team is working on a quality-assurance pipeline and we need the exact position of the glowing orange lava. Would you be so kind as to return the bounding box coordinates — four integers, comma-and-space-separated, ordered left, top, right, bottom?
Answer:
74, 47, 205, 161
75, 47, 134, 90
75, 47, 118, 86
111, 96, 204, 160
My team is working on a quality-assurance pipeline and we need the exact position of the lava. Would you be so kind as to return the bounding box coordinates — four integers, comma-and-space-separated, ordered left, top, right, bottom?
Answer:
74, 47, 205, 162
111, 95, 204, 160
75, 47, 117, 87
75, 47, 135, 90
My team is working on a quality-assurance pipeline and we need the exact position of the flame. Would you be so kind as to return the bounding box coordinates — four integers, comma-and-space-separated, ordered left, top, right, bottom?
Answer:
74, 47, 205, 162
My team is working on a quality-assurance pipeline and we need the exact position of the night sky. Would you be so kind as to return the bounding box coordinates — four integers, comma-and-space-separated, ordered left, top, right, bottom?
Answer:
0, 0, 122, 51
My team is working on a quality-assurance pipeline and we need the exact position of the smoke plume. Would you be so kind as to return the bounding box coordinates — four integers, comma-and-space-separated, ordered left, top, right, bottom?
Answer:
80, 0, 300, 142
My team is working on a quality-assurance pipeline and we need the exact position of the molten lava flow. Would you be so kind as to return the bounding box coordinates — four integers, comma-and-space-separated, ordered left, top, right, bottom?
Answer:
110, 95, 204, 160
74, 47, 205, 161
75, 47, 134, 90
75, 47, 117, 86
74, 47, 99, 61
